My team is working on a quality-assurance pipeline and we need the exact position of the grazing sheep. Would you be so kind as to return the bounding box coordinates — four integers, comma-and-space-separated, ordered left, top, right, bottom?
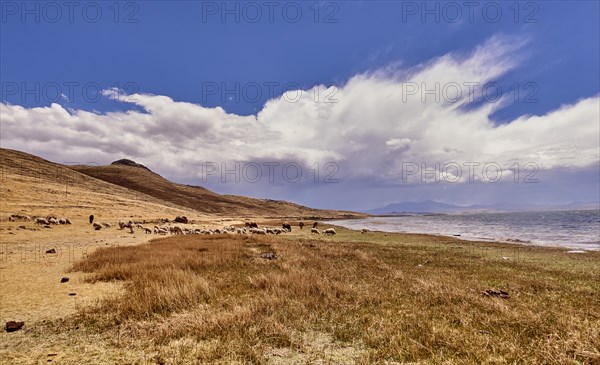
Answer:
361, 229, 369, 234
48, 217, 59, 225
102, 222, 112, 228
9, 214, 31, 222
93, 222, 102, 230
137, 223, 144, 229
65, 218, 72, 225
129, 225, 135, 234
89, 215, 94, 224
311, 228, 320, 235
323, 228, 336, 236
58, 219, 66, 225
313, 222, 318, 229
35, 217, 49, 225
282, 223, 292, 232
171, 226, 184, 235
299, 222, 305, 229
250, 228, 267, 235
119, 221, 126, 230
265, 228, 275, 234
144, 227, 152, 234
245, 222, 258, 228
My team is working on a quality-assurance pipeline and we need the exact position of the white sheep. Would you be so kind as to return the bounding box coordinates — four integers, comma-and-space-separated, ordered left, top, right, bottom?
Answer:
102, 222, 112, 228
48, 217, 59, 225
65, 218, 72, 225
311, 228, 320, 235
250, 228, 267, 235
323, 228, 336, 236
35, 217, 49, 225
119, 221, 126, 230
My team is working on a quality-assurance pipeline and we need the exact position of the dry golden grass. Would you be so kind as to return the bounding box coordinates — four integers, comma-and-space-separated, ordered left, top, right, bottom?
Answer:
7, 229, 595, 364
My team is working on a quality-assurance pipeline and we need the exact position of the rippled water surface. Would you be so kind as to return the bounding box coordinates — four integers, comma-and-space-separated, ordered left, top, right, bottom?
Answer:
331, 210, 600, 251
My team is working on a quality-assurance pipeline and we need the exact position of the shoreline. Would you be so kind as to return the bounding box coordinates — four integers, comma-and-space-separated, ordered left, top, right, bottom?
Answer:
328, 215, 600, 252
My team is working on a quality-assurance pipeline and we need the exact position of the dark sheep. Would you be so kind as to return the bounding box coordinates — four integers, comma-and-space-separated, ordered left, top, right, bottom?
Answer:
282, 223, 292, 232
299, 222, 305, 229
313, 222, 318, 229
89, 215, 94, 224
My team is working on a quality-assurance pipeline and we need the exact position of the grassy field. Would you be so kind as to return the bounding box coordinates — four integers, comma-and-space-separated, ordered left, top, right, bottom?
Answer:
3, 226, 598, 364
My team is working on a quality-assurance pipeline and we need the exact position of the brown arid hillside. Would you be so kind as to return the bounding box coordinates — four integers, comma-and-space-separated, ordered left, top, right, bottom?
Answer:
71, 159, 362, 219
0, 148, 363, 220
0, 148, 202, 222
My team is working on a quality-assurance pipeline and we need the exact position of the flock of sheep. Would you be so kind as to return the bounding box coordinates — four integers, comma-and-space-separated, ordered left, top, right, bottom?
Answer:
7, 213, 338, 237
90, 219, 337, 236
9, 214, 72, 226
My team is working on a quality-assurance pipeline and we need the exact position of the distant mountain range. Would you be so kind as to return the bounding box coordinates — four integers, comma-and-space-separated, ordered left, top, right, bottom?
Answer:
366, 200, 600, 215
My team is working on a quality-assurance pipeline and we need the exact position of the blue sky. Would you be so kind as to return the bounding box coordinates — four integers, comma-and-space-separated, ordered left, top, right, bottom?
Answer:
1, 1, 599, 210
2, 1, 598, 119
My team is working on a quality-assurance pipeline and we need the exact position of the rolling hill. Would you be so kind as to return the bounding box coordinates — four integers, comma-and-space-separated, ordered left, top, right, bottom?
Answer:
0, 148, 362, 219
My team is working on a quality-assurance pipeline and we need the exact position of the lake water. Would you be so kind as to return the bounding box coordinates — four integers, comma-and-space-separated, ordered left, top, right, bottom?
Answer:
331, 210, 600, 251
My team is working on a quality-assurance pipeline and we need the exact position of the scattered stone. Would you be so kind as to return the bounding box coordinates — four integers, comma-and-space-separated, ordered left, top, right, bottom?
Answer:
567, 250, 586, 254
45, 248, 57, 254
5, 321, 24, 332
60, 277, 69, 283
47, 354, 57, 357
18, 225, 26, 229
260, 252, 277, 260
483, 289, 510, 299
501, 256, 510, 260
44, 225, 51, 229
69, 293, 76, 296
453, 234, 461, 237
